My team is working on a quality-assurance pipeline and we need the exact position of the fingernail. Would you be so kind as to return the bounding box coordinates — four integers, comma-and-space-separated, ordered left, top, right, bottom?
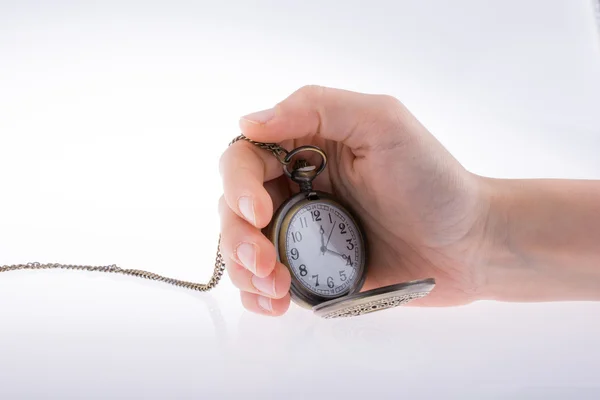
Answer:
241, 107, 276, 124
235, 243, 257, 274
238, 196, 256, 225
257, 296, 273, 312
252, 274, 276, 297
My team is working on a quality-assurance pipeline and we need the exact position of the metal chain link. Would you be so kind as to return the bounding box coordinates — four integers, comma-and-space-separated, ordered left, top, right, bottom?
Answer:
229, 134, 290, 165
0, 135, 290, 292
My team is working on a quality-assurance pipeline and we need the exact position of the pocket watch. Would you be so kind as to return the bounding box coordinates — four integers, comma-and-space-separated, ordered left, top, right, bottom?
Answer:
0, 135, 435, 318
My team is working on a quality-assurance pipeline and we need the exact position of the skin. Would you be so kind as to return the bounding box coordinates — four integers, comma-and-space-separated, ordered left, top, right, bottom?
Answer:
218, 85, 600, 316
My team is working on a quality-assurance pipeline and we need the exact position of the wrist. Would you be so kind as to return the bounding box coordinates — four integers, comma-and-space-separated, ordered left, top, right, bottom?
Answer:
476, 177, 600, 302
476, 177, 529, 301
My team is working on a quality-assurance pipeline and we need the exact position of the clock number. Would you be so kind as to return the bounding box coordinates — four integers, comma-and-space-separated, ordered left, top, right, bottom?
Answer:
311, 210, 322, 222
346, 238, 354, 250
300, 217, 308, 228
327, 276, 334, 288
328, 213, 333, 224
339, 223, 347, 234
345, 255, 353, 266
312, 274, 319, 286
339, 270, 347, 281
292, 231, 303, 243
290, 248, 299, 260
299, 264, 307, 276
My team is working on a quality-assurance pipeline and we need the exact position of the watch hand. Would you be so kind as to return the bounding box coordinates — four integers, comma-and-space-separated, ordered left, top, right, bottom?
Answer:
325, 248, 344, 258
325, 221, 336, 249
319, 225, 325, 254
324, 248, 354, 267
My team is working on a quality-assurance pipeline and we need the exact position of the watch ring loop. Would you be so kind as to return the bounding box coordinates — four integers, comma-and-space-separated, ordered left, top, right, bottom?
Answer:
283, 145, 327, 179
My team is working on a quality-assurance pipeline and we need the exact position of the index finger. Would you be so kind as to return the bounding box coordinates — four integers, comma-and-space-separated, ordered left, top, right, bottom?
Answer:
238, 85, 408, 151
218, 138, 288, 228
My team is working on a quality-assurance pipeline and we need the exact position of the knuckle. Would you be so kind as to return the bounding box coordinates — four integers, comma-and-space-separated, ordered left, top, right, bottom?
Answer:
375, 94, 403, 112
218, 147, 231, 176
219, 142, 264, 183
218, 230, 233, 256
240, 291, 256, 310
220, 224, 239, 250
226, 262, 247, 286
218, 195, 228, 215
371, 94, 407, 132
218, 141, 246, 174
218, 205, 237, 251
296, 84, 326, 102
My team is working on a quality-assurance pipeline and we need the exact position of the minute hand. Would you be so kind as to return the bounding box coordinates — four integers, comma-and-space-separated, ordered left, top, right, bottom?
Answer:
325, 221, 336, 248
325, 248, 353, 267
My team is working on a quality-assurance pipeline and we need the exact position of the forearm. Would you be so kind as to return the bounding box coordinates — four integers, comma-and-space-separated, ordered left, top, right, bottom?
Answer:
481, 178, 600, 302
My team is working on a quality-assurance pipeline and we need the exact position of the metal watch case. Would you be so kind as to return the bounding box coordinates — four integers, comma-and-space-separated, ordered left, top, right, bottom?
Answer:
266, 190, 368, 309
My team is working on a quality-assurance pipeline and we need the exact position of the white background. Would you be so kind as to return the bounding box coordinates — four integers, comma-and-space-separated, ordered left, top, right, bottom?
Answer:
1, 0, 599, 398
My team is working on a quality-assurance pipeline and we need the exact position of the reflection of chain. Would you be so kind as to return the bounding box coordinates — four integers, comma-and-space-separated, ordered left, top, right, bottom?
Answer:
0, 135, 289, 292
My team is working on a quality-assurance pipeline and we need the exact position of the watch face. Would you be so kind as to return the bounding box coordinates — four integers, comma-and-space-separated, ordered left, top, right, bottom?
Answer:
283, 200, 365, 299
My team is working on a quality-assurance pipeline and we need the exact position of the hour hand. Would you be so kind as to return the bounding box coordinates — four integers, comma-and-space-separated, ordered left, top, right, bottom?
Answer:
319, 225, 325, 254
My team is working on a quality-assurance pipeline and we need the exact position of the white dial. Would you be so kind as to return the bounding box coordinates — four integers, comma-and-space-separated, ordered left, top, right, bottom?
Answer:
285, 201, 363, 298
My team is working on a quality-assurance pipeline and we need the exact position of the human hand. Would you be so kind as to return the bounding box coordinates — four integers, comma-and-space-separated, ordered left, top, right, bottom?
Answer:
218, 85, 494, 316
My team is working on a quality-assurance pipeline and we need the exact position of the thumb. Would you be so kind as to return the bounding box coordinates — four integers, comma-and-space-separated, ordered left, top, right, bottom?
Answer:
238, 85, 407, 150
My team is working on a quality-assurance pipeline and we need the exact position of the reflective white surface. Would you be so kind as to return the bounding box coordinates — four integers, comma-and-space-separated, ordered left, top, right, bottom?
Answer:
1, 1, 599, 398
